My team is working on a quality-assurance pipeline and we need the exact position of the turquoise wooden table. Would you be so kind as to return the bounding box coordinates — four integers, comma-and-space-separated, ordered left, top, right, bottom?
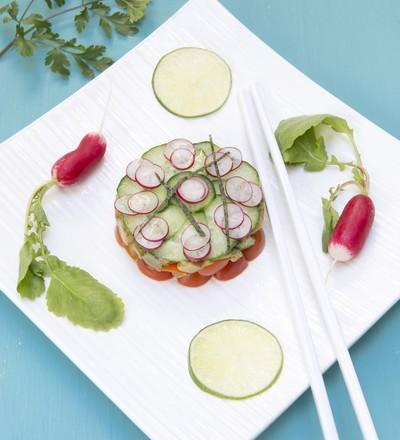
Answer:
1, 1, 399, 438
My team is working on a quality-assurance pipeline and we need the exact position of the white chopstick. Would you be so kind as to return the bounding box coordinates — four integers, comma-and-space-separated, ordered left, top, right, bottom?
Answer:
238, 92, 339, 440
248, 83, 378, 440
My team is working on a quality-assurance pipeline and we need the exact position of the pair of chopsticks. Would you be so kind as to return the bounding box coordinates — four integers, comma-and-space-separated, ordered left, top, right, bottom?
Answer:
239, 85, 378, 440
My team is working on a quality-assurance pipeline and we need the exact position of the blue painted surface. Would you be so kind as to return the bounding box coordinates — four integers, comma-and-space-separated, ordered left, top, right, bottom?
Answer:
0, 0, 399, 438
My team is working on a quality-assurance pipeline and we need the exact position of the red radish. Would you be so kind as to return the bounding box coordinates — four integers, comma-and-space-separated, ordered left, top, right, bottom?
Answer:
52, 132, 106, 186
164, 138, 194, 160
114, 195, 136, 215
177, 177, 208, 204
181, 223, 211, 251
141, 217, 169, 242
225, 176, 252, 203
328, 194, 375, 262
128, 191, 159, 214
135, 160, 165, 189
205, 152, 233, 177
134, 226, 164, 250
214, 203, 244, 230
225, 214, 252, 240
240, 182, 263, 207
220, 147, 242, 170
184, 242, 211, 262
170, 148, 195, 170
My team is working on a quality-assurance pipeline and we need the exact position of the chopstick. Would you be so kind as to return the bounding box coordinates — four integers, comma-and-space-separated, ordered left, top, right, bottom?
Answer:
238, 92, 339, 440
247, 84, 378, 440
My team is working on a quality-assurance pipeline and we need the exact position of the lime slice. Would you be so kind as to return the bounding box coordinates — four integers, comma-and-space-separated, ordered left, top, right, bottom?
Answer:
188, 320, 283, 399
152, 47, 232, 118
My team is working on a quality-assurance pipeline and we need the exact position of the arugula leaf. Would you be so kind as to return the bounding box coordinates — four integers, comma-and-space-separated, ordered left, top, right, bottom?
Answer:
321, 197, 339, 253
281, 127, 328, 171
46, 258, 124, 331
74, 7, 89, 33
17, 180, 125, 331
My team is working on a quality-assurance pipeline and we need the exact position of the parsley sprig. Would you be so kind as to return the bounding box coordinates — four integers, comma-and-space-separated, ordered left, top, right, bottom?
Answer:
0, 0, 150, 78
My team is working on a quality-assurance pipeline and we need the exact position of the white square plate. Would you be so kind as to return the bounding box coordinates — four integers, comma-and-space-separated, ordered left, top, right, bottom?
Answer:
1, 1, 399, 438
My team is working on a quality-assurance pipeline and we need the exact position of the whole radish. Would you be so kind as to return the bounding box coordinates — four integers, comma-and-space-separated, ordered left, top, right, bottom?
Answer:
51, 132, 106, 186
328, 194, 375, 262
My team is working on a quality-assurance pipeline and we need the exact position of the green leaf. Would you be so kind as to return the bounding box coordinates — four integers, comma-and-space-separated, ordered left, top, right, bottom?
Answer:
99, 16, 112, 37
282, 128, 328, 171
18, 268, 45, 299
7, 1, 18, 20
330, 154, 346, 171
23, 13, 51, 32
44, 0, 52, 8
45, 48, 70, 78
321, 197, 339, 253
0, 4, 10, 15
15, 35, 37, 56
46, 261, 125, 331
73, 56, 95, 79
108, 12, 138, 36
115, 0, 150, 23
74, 7, 89, 33
276, 114, 352, 153
352, 167, 364, 186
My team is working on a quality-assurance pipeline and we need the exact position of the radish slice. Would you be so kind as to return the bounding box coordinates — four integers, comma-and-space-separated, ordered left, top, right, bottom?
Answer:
214, 203, 244, 230
140, 217, 169, 242
240, 182, 263, 207
114, 195, 136, 215
126, 159, 143, 181
220, 147, 242, 170
225, 176, 252, 203
181, 223, 211, 251
134, 226, 164, 250
184, 242, 211, 262
164, 138, 195, 160
170, 148, 195, 170
205, 152, 233, 177
128, 191, 159, 214
135, 160, 165, 189
225, 214, 252, 239
177, 177, 209, 204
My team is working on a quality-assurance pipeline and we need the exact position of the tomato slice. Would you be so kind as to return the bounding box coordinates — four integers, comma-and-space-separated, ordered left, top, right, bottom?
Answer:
199, 259, 229, 276
137, 259, 173, 281
115, 226, 125, 248
242, 229, 266, 261
177, 272, 211, 287
214, 256, 248, 281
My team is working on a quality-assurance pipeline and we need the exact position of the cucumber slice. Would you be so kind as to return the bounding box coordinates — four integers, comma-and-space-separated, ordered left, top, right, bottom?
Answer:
152, 47, 232, 118
225, 161, 260, 184
189, 320, 283, 400
117, 176, 168, 203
